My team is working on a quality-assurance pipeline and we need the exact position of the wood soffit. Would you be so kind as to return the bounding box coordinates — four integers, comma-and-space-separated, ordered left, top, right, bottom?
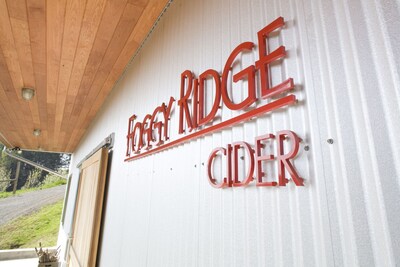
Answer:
0, 0, 169, 153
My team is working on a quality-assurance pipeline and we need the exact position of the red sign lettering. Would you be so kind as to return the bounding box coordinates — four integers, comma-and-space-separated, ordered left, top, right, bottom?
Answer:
207, 131, 304, 188
221, 42, 256, 110
125, 17, 304, 188
256, 17, 295, 98
126, 97, 175, 156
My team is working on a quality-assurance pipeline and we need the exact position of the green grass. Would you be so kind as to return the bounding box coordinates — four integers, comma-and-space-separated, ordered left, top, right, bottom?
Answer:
0, 179, 66, 199
40, 179, 67, 189
0, 200, 63, 249
0, 187, 38, 199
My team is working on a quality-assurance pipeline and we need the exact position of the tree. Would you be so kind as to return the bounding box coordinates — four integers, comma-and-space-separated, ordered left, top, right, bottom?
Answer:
0, 143, 71, 191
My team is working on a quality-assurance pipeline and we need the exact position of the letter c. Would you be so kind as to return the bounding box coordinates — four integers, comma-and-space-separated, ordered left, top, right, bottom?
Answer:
207, 147, 230, 188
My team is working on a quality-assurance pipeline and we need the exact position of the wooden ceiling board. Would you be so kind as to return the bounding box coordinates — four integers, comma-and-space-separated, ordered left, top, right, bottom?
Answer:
0, 1, 23, 92
68, 0, 170, 152
7, 0, 36, 90
0, 101, 11, 131
8, 7, 42, 130
64, 0, 131, 152
64, 2, 144, 151
68, 0, 128, 125
53, 0, 86, 151
27, 0, 48, 149
60, 0, 108, 151
0, 47, 30, 148
0, 0, 35, 149
0, 0, 170, 152
46, 0, 67, 150
88, 0, 169, 119
0, 83, 21, 147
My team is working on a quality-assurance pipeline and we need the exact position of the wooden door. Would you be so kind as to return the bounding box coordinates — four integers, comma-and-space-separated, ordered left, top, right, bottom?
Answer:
68, 148, 108, 267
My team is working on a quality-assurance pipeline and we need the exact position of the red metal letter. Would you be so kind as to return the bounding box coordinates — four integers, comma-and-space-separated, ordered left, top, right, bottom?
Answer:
276, 130, 304, 186
142, 114, 152, 150
255, 17, 294, 98
255, 134, 277, 186
149, 107, 164, 146
221, 42, 256, 110
131, 121, 144, 153
178, 70, 194, 134
162, 97, 175, 142
192, 79, 199, 129
231, 141, 255, 187
198, 69, 221, 126
126, 115, 137, 157
207, 147, 231, 188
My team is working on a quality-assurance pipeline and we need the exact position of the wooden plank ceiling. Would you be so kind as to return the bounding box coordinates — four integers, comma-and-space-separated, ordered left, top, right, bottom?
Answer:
0, 0, 169, 153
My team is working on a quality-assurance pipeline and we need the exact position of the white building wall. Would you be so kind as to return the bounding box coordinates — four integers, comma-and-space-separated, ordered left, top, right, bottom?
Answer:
59, 0, 400, 266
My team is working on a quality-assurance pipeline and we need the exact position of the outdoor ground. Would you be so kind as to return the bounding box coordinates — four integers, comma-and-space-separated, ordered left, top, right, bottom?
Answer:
0, 185, 65, 227
0, 186, 65, 250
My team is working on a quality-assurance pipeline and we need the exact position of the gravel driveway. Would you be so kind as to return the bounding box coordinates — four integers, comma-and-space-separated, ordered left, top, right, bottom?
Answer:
0, 185, 66, 227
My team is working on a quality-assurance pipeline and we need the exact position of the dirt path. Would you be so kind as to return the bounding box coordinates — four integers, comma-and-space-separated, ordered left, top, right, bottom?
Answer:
0, 185, 65, 227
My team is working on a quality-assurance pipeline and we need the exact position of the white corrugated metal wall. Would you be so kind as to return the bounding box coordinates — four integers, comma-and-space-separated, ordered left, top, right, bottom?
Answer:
60, 0, 400, 266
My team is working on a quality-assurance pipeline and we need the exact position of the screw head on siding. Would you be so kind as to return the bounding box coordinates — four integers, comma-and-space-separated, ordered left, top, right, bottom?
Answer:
304, 145, 310, 151
327, 139, 334, 144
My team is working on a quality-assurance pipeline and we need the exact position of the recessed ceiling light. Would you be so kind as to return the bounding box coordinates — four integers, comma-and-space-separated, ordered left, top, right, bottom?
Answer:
33, 129, 41, 136
21, 87, 35, 101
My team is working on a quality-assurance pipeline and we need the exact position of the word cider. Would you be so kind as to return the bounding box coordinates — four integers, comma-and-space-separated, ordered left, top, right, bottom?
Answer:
207, 130, 304, 188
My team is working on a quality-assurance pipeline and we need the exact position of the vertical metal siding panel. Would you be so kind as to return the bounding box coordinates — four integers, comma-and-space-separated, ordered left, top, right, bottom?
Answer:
373, 1, 400, 187
228, 2, 242, 267
342, 0, 400, 265
280, 2, 305, 267
295, 0, 338, 266
333, 0, 397, 265
300, 0, 399, 266
378, 0, 400, 90
252, 0, 282, 258
218, 3, 234, 267
320, 0, 377, 266
198, 0, 212, 266
301, 0, 351, 265
239, 3, 259, 267
283, 2, 310, 266
210, 2, 223, 266
249, 2, 268, 266
362, 1, 400, 264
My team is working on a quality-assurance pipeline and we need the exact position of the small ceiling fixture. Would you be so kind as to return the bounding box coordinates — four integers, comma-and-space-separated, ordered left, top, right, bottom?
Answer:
33, 129, 41, 137
21, 87, 35, 101
11, 147, 22, 154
